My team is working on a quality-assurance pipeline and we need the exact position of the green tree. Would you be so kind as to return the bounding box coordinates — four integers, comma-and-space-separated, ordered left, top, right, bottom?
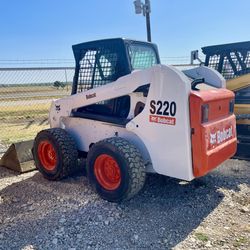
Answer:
53, 81, 66, 89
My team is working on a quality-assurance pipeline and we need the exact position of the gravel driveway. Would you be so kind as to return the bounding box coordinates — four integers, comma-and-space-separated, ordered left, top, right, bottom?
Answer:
0, 159, 249, 249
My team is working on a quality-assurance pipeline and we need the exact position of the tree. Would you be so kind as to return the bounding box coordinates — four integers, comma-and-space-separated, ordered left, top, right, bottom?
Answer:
60, 82, 66, 89
53, 81, 66, 89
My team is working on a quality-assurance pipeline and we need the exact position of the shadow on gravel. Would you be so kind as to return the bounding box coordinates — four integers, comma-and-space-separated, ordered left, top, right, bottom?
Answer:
0, 166, 19, 180
0, 160, 249, 249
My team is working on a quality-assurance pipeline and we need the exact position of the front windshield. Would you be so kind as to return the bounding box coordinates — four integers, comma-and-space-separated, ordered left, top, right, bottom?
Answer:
128, 44, 158, 70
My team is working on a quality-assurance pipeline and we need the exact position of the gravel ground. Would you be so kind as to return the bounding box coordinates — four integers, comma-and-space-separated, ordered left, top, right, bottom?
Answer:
0, 143, 7, 156
0, 159, 249, 250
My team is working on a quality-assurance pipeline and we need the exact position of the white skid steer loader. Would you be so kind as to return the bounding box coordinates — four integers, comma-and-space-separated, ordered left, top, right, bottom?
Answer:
32, 38, 237, 202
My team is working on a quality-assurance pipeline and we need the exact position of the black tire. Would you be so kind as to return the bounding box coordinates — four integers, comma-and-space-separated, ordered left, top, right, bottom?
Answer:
33, 128, 78, 180
86, 137, 146, 202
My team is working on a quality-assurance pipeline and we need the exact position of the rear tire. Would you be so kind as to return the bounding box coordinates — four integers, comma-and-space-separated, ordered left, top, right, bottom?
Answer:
86, 137, 146, 202
33, 128, 78, 180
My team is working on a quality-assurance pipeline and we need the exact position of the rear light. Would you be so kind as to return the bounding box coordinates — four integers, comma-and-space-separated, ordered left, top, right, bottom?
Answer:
201, 104, 209, 123
229, 99, 234, 114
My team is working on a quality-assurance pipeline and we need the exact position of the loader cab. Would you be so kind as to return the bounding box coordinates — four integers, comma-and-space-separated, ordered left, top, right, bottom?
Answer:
71, 38, 160, 120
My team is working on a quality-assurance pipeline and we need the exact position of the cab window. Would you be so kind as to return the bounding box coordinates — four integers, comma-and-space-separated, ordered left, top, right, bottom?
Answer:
78, 49, 118, 92
128, 44, 158, 70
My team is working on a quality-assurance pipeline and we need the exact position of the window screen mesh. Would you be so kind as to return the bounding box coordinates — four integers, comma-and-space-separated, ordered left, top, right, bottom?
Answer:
77, 47, 118, 92
208, 51, 250, 79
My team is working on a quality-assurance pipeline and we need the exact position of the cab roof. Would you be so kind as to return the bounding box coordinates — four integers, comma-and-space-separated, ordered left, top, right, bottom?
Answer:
202, 41, 250, 56
72, 38, 158, 51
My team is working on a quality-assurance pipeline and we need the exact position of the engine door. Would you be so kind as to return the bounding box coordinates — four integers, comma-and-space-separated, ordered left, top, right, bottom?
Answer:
190, 89, 237, 177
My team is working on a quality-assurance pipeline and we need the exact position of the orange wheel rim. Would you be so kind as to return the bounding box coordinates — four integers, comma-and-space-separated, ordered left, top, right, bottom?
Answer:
38, 140, 57, 171
94, 154, 121, 191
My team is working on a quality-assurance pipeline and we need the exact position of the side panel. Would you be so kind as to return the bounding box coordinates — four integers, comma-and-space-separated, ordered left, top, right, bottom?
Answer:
126, 65, 194, 181
60, 117, 155, 173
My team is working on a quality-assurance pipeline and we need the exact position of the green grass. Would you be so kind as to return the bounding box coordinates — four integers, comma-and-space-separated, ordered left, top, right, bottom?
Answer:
233, 236, 248, 247
195, 232, 209, 242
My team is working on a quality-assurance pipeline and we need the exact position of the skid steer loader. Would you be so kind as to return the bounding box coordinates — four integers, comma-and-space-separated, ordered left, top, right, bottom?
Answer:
33, 38, 237, 202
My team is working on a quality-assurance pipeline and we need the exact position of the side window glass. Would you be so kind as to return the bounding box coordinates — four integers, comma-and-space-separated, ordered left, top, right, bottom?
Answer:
129, 44, 157, 70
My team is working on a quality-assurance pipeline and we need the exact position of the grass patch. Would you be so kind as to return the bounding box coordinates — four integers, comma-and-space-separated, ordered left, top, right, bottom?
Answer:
233, 236, 248, 247
0, 95, 68, 102
0, 102, 50, 144
0, 85, 71, 94
0, 102, 50, 120
195, 232, 209, 242
0, 85, 71, 146
0, 121, 49, 144
0, 85, 70, 102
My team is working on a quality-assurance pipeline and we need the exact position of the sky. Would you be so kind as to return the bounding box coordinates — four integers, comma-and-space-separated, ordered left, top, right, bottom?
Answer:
0, 0, 250, 64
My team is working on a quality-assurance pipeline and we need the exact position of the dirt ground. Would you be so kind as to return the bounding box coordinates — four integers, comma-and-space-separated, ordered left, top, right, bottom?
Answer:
0, 159, 249, 250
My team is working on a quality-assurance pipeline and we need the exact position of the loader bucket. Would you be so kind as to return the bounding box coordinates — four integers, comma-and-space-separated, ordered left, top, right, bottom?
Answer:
0, 140, 36, 173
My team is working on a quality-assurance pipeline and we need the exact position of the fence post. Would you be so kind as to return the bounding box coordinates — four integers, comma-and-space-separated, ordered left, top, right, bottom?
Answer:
64, 69, 68, 91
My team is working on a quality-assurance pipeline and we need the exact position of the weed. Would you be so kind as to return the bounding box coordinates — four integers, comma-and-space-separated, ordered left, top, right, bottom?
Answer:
195, 232, 209, 242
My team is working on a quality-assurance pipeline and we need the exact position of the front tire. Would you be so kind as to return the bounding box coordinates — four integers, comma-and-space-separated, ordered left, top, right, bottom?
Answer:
86, 137, 146, 202
33, 128, 78, 180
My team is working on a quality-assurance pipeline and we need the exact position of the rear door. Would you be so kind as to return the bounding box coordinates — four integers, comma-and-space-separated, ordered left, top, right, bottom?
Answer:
190, 88, 237, 177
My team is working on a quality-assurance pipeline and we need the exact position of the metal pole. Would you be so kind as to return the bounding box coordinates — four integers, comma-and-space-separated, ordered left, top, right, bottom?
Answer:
64, 68, 68, 91
145, 11, 151, 42
134, 0, 152, 42
145, 0, 151, 42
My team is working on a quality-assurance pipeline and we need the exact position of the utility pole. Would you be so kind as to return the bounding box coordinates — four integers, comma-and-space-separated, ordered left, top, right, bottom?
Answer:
133, 0, 152, 42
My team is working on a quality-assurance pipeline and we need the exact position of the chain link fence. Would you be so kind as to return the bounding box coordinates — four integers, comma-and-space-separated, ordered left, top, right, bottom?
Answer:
0, 62, 196, 155
0, 67, 75, 154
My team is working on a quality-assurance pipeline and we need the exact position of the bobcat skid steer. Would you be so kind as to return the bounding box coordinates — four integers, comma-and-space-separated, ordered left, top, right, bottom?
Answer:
33, 38, 237, 202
